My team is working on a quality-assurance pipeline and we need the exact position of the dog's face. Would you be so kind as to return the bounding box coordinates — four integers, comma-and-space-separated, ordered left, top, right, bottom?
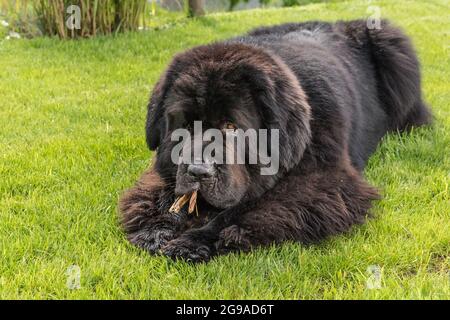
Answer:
146, 43, 312, 210
158, 82, 260, 208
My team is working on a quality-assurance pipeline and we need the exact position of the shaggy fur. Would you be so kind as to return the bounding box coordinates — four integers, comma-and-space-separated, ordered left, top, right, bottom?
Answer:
120, 19, 431, 262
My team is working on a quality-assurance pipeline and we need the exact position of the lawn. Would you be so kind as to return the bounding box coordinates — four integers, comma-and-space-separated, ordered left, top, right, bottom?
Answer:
0, 0, 449, 299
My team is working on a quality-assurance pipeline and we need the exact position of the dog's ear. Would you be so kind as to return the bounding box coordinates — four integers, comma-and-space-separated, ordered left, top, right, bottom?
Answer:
244, 61, 312, 173
145, 72, 171, 151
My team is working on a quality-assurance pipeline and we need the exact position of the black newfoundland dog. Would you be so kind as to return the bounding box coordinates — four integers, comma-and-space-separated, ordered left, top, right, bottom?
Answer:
120, 20, 431, 262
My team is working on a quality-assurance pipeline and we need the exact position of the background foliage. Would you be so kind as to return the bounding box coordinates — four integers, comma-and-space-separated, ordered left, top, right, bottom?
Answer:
0, 0, 338, 38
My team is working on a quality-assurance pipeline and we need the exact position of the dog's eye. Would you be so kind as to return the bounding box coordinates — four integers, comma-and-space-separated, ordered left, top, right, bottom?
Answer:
221, 121, 237, 130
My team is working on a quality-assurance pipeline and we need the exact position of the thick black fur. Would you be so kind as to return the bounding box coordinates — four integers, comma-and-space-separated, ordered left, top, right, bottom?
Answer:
120, 20, 431, 262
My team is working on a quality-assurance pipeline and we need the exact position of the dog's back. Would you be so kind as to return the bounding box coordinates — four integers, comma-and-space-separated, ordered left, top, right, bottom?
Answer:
239, 20, 431, 169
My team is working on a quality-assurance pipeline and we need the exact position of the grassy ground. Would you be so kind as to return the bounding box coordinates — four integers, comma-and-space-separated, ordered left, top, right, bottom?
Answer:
0, 0, 449, 299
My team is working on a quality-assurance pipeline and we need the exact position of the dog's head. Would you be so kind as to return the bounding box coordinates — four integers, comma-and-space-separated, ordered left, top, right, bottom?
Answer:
146, 43, 311, 209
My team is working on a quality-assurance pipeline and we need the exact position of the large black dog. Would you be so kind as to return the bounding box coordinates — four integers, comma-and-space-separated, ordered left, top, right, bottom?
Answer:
120, 20, 431, 262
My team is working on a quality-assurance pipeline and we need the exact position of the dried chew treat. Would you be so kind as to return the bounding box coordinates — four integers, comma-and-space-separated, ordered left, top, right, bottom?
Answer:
169, 193, 190, 214
188, 190, 197, 214
169, 190, 198, 215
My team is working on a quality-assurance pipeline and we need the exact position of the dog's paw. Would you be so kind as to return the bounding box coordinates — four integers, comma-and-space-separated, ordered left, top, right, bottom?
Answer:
161, 236, 211, 263
128, 228, 175, 254
215, 225, 251, 253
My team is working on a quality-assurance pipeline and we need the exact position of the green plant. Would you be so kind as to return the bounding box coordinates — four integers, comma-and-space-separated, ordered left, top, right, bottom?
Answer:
0, 0, 41, 37
282, 0, 329, 7
228, 0, 271, 11
34, 0, 147, 39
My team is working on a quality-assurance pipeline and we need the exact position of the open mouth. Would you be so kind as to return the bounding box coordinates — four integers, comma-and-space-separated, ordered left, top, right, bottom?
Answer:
171, 182, 222, 215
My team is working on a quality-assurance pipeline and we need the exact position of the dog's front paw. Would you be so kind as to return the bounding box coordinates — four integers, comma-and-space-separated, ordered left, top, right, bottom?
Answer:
161, 236, 211, 263
215, 225, 251, 254
128, 228, 175, 254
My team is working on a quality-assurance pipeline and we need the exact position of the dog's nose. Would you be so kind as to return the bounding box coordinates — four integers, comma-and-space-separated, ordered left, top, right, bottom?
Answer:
187, 163, 214, 179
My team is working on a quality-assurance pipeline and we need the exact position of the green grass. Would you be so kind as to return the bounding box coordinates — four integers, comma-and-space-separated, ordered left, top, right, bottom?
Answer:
0, 0, 449, 299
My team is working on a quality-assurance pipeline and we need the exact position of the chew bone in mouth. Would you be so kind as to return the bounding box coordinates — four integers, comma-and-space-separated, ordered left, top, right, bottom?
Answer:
169, 190, 198, 215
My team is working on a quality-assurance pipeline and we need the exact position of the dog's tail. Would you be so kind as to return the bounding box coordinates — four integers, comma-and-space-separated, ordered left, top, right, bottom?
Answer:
354, 19, 432, 130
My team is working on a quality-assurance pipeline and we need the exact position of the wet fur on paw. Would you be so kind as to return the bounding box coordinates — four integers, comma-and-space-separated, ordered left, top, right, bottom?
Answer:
128, 228, 176, 254
215, 225, 252, 254
161, 236, 212, 263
